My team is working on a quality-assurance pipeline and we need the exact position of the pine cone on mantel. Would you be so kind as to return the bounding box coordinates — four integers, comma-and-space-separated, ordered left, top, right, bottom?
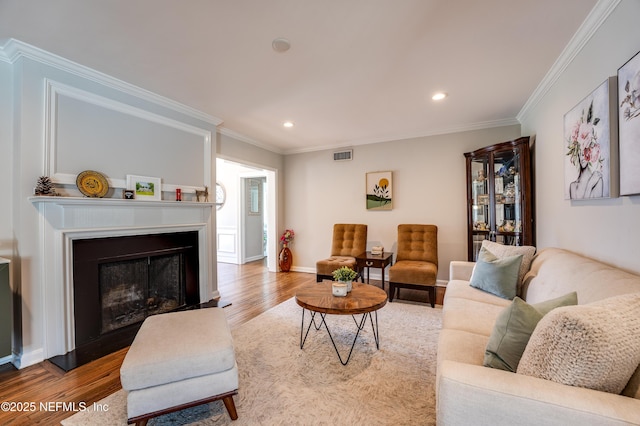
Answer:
35, 176, 59, 196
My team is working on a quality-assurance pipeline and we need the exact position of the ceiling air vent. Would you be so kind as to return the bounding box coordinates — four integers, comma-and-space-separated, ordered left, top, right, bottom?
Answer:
333, 149, 353, 162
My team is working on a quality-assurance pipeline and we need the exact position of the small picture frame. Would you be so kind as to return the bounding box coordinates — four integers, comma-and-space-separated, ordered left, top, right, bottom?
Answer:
126, 175, 162, 201
123, 189, 135, 200
366, 171, 393, 210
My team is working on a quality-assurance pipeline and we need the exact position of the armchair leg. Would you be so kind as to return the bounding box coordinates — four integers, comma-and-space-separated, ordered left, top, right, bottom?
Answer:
428, 286, 435, 308
388, 282, 435, 308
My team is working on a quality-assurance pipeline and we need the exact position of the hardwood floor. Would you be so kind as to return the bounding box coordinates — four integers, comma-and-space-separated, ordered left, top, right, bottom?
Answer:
0, 260, 440, 425
0, 260, 316, 425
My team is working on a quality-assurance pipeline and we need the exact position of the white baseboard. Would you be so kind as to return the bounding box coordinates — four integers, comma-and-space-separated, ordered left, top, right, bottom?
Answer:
13, 348, 44, 369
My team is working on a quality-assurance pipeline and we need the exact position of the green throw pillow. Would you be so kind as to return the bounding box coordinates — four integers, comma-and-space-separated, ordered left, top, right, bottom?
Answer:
483, 292, 578, 372
470, 246, 523, 300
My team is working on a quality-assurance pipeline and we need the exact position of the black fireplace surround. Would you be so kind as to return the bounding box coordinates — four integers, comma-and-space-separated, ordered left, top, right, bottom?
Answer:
49, 231, 201, 371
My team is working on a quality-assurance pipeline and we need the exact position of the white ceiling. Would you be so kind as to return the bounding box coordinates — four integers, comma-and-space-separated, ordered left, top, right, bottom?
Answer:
0, 0, 600, 154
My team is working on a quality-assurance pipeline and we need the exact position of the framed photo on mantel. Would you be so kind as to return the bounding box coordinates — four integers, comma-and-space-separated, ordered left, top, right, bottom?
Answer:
126, 175, 162, 201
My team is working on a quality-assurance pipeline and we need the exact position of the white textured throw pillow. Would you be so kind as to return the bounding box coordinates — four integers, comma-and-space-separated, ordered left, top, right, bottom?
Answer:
481, 240, 535, 294
517, 293, 640, 394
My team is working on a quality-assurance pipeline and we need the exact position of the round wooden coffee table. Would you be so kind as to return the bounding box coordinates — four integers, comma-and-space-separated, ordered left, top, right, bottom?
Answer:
295, 282, 388, 365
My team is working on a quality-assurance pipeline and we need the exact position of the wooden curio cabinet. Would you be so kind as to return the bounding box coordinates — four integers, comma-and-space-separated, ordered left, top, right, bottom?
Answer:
464, 137, 534, 261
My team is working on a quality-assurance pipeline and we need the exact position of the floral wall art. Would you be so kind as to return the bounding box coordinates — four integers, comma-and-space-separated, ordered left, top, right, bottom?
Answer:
366, 171, 392, 210
618, 50, 640, 195
564, 78, 617, 200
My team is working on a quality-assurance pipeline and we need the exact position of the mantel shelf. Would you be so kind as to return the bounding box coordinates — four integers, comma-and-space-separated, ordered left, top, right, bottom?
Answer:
29, 196, 214, 209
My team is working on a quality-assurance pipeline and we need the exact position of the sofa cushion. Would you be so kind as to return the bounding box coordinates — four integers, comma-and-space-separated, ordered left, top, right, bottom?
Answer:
482, 240, 535, 295
444, 280, 515, 307
517, 292, 640, 394
483, 293, 577, 372
470, 246, 522, 300
442, 296, 510, 336
522, 248, 640, 305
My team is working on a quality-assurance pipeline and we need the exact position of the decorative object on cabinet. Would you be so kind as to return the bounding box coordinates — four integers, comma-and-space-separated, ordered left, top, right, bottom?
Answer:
464, 137, 534, 261
564, 77, 618, 199
126, 175, 162, 201
370, 245, 384, 255
366, 171, 392, 210
618, 50, 640, 195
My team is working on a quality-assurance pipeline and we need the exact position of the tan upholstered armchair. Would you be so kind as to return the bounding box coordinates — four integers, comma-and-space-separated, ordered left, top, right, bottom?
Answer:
316, 224, 368, 282
388, 224, 438, 307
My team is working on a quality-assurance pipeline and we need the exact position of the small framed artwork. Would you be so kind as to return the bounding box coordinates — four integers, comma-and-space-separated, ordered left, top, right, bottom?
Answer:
618, 50, 640, 195
563, 77, 618, 200
123, 189, 135, 199
366, 171, 392, 210
126, 175, 162, 201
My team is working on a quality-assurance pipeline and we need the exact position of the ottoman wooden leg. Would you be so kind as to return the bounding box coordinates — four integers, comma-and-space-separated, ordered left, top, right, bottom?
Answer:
223, 395, 238, 420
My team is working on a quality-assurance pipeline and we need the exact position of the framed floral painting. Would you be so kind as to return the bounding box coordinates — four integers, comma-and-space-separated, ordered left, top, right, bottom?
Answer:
563, 77, 618, 200
366, 171, 392, 210
618, 50, 640, 195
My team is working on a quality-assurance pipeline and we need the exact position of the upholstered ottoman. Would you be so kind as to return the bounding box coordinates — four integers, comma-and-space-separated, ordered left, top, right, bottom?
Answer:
120, 308, 238, 425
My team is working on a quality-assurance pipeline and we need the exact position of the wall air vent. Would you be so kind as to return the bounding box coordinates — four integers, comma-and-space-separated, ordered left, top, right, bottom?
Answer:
333, 149, 353, 161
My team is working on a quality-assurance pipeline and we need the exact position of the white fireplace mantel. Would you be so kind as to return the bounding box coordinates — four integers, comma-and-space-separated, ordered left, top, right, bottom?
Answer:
28, 196, 216, 363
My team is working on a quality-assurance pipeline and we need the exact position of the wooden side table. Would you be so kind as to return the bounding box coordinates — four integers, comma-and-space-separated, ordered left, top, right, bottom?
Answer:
355, 251, 393, 290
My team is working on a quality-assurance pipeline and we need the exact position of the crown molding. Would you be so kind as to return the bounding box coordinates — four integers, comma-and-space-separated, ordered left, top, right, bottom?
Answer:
0, 38, 223, 127
283, 117, 521, 155
517, 0, 621, 123
218, 127, 285, 155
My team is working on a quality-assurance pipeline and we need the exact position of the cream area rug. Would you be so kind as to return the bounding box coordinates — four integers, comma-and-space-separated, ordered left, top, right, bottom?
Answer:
62, 297, 442, 425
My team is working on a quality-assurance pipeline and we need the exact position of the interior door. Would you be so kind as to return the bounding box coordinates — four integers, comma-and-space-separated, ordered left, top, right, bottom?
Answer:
243, 177, 265, 262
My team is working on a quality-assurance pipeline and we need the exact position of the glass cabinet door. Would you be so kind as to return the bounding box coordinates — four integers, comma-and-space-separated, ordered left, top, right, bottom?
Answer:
470, 158, 490, 260
493, 149, 522, 246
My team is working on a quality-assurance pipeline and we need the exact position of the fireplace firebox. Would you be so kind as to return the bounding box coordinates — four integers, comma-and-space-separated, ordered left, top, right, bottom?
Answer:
72, 231, 200, 348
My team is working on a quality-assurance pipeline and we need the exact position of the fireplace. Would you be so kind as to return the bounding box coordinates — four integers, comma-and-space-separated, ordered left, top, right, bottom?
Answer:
72, 231, 199, 347
27, 196, 216, 371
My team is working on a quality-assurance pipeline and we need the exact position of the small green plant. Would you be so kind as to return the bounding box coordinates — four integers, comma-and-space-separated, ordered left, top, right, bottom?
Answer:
332, 266, 357, 282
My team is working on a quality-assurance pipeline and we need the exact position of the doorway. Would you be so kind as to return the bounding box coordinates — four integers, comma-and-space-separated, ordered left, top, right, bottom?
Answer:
215, 158, 277, 272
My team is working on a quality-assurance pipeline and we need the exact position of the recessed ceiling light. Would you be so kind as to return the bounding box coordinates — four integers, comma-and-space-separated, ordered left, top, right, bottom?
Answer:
283, 121, 294, 128
272, 38, 291, 53
432, 92, 448, 101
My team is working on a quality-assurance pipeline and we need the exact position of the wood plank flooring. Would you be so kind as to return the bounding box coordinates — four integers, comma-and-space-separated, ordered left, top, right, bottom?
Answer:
0, 260, 439, 425
0, 261, 315, 425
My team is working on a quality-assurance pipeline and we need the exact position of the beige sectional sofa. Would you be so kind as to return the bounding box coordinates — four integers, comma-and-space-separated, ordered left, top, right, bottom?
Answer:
436, 247, 640, 425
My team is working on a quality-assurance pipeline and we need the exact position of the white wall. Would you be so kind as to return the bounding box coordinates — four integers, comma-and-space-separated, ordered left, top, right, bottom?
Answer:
519, 0, 640, 274
2, 42, 221, 367
284, 125, 521, 281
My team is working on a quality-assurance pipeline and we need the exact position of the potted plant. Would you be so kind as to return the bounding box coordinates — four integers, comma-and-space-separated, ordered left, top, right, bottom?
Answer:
332, 266, 358, 292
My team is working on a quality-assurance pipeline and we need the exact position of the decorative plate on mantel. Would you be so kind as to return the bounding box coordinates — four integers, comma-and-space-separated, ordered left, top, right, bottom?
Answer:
76, 170, 109, 198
